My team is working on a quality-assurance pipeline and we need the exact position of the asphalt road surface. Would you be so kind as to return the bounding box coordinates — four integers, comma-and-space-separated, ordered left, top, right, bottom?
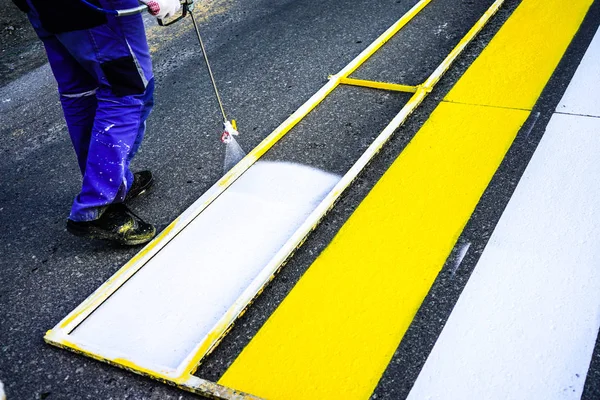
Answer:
1, 0, 600, 399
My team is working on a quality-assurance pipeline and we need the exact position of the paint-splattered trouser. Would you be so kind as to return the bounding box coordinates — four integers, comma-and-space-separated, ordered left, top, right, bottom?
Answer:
27, 0, 154, 221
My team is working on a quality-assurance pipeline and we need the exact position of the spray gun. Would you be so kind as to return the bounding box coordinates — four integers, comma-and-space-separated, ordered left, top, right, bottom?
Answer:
80, 0, 244, 171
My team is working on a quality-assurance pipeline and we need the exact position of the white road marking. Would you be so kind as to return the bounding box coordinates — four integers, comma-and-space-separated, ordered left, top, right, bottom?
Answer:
557, 28, 600, 118
408, 27, 600, 400
70, 161, 340, 370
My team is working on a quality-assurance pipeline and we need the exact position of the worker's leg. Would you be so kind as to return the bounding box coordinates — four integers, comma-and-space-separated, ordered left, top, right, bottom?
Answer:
25, 0, 156, 244
53, 3, 155, 222
26, 10, 98, 175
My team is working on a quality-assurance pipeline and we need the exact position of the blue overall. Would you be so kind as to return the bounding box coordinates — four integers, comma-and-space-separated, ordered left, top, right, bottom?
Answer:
26, 0, 154, 221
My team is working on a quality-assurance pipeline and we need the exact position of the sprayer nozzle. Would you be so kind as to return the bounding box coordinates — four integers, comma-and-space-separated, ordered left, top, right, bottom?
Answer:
221, 120, 239, 143
221, 119, 246, 173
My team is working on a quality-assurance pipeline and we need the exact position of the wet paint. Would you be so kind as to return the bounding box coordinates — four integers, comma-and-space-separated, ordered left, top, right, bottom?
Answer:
69, 161, 340, 371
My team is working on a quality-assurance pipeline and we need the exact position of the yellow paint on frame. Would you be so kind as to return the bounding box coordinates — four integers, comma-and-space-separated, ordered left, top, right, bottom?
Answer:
339, 77, 420, 93
219, 0, 593, 398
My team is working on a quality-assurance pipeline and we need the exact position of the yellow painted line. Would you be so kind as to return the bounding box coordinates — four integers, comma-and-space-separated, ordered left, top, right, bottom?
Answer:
219, 0, 593, 399
446, 0, 592, 109
339, 77, 419, 93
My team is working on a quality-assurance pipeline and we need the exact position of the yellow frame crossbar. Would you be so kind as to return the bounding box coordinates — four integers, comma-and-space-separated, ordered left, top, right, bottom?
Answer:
339, 77, 420, 93
44, 0, 505, 398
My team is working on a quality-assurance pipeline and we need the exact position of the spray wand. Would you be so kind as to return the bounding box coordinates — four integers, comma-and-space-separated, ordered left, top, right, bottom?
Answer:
186, 9, 245, 171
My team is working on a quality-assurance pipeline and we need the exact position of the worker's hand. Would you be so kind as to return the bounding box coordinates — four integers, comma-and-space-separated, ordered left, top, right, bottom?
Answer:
141, 0, 181, 20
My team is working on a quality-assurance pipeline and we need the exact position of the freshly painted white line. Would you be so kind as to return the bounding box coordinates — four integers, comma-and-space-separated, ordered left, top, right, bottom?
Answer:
407, 112, 600, 400
558, 27, 600, 117
70, 161, 340, 370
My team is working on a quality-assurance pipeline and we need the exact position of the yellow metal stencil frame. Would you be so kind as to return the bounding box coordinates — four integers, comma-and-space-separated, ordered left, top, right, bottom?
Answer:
44, 0, 505, 398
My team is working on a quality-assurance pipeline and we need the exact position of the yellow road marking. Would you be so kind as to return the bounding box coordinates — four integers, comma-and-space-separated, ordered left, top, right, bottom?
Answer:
219, 0, 593, 398
446, 0, 592, 109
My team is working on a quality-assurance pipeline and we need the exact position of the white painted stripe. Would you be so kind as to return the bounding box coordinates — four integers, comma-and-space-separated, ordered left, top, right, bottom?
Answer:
407, 112, 600, 400
558, 27, 600, 117
70, 161, 340, 371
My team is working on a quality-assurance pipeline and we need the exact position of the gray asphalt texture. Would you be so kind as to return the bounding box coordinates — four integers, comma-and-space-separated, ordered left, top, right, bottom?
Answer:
0, 0, 47, 87
1, 0, 600, 399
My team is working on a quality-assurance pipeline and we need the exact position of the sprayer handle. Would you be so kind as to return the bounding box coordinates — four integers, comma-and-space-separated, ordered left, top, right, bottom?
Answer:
115, 4, 149, 16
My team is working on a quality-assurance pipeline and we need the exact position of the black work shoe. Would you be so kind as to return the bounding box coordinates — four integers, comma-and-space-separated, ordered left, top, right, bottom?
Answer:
66, 203, 156, 246
125, 170, 154, 203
